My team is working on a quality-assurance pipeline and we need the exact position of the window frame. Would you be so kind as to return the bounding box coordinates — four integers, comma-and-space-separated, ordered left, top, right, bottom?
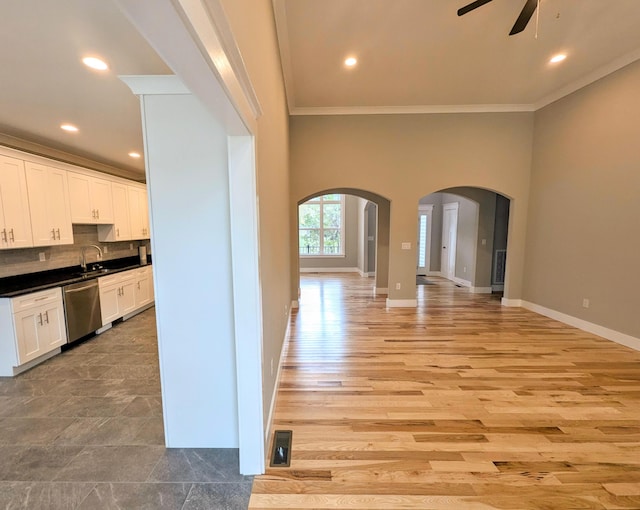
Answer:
298, 194, 345, 257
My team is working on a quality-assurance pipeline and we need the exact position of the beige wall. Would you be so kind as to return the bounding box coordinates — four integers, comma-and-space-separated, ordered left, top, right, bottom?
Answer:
524, 60, 640, 338
290, 113, 534, 302
219, 0, 291, 429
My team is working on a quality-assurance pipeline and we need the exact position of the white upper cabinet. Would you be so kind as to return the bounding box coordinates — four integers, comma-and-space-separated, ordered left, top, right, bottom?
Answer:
128, 185, 150, 239
0, 155, 33, 250
24, 162, 73, 246
68, 171, 114, 224
97, 182, 132, 242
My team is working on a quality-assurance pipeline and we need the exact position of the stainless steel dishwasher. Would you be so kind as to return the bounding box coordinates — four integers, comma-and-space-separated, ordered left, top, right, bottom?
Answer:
62, 279, 102, 343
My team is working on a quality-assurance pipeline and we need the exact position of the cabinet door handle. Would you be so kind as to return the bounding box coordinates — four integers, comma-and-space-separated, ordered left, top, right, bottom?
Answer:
51, 229, 56, 239
44, 311, 50, 324
91, 209, 95, 219
1, 229, 6, 242
9, 229, 14, 242
56, 228, 61, 240
116, 228, 120, 238
137, 282, 140, 290
38, 313, 43, 326
96, 209, 100, 219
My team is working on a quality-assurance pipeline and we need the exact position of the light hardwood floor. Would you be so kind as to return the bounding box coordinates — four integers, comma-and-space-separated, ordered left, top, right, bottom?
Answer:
249, 274, 640, 510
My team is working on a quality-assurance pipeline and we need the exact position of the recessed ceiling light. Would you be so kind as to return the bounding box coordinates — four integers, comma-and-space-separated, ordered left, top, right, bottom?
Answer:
550, 53, 567, 64
60, 124, 79, 133
82, 56, 109, 71
128, 152, 141, 159
344, 57, 357, 67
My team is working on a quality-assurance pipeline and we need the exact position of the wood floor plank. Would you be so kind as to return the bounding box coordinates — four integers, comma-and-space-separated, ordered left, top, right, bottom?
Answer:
250, 274, 640, 509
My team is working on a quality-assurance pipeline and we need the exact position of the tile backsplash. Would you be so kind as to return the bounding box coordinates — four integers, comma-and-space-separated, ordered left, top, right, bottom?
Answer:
0, 225, 151, 278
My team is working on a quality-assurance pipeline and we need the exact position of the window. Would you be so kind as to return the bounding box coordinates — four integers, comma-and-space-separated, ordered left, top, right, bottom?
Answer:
299, 194, 344, 256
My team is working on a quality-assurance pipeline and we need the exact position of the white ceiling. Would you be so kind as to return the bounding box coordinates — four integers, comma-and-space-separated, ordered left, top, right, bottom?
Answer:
0, 0, 170, 176
1, 0, 640, 175
274, 0, 640, 113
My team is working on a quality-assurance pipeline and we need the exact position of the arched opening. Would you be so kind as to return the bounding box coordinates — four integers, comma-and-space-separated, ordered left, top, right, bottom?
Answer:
293, 188, 391, 304
416, 186, 511, 296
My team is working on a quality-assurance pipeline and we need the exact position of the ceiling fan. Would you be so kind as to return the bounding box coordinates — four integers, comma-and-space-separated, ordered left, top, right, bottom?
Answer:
457, 0, 538, 36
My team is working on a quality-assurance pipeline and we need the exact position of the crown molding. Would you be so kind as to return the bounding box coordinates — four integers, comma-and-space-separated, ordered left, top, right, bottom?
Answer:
0, 132, 143, 181
272, 0, 296, 114
534, 47, 640, 110
287, 48, 640, 116
290, 104, 536, 116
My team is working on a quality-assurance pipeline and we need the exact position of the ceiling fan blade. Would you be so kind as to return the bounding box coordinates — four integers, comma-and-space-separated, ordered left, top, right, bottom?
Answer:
457, 0, 493, 17
509, 0, 538, 35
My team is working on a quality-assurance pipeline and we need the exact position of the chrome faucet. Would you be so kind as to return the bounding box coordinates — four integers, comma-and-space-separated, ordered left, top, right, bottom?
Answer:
80, 244, 103, 271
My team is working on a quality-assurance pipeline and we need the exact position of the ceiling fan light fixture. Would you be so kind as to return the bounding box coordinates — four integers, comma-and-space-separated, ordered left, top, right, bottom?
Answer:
60, 123, 79, 133
82, 56, 109, 71
550, 53, 567, 64
344, 57, 357, 67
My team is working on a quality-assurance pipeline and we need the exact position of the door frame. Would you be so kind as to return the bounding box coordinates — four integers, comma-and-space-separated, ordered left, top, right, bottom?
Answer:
416, 204, 433, 276
441, 202, 459, 281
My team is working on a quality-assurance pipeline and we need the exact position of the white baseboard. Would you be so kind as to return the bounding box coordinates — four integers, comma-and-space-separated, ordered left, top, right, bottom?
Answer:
452, 276, 472, 288
386, 298, 417, 308
522, 300, 640, 352
96, 323, 112, 335
265, 307, 292, 445
426, 271, 442, 277
300, 267, 359, 273
8, 348, 60, 376
471, 287, 493, 294
501, 298, 523, 307
375, 287, 388, 295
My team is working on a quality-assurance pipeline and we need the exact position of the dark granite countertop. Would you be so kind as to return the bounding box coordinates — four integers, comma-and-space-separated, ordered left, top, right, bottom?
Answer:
0, 256, 152, 298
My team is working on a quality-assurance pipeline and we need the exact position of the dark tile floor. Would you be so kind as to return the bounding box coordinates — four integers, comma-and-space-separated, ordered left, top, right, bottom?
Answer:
0, 308, 252, 509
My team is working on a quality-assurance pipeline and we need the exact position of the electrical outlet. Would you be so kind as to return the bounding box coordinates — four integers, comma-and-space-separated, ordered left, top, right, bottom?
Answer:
582, 298, 590, 309
129, 243, 133, 250
38, 252, 46, 262
395, 283, 401, 290
463, 266, 467, 273
103, 245, 108, 253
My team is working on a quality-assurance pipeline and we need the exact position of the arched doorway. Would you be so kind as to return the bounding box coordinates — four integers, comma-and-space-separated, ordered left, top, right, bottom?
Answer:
417, 187, 511, 295
293, 188, 391, 303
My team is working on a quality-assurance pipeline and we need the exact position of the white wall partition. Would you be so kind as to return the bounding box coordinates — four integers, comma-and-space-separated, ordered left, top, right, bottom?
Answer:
117, 0, 267, 474
139, 84, 239, 447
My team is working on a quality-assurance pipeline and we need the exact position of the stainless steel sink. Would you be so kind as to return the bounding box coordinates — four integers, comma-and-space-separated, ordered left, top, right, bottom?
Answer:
76, 268, 110, 278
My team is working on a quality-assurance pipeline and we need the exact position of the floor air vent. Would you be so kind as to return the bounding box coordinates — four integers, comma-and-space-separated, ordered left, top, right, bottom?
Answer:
270, 430, 292, 467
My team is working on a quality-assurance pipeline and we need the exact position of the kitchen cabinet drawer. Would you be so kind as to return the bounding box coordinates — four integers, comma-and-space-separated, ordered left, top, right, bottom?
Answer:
11, 287, 62, 313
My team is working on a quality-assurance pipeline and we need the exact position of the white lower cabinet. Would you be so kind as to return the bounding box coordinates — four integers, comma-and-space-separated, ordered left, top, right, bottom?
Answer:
98, 272, 136, 325
98, 266, 153, 326
133, 266, 153, 308
0, 288, 67, 376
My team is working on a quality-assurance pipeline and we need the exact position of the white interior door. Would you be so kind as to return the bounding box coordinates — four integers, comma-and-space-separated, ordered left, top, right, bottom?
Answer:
416, 204, 433, 275
441, 203, 458, 280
